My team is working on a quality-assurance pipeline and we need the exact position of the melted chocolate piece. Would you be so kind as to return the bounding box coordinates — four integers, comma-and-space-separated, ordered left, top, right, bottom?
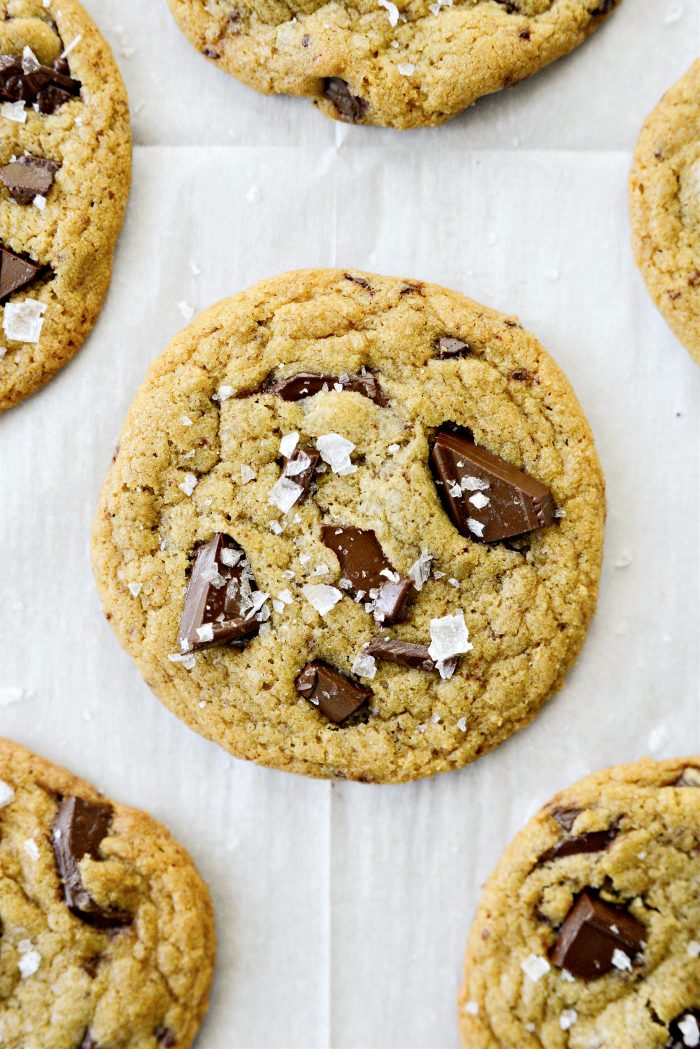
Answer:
430, 427, 556, 543
323, 77, 367, 122
178, 534, 263, 654
1, 154, 59, 204
52, 797, 131, 930
0, 53, 81, 113
437, 336, 470, 359
0, 244, 42, 301
295, 662, 372, 724
667, 1010, 700, 1049
321, 525, 413, 625
540, 824, 619, 863
550, 891, 645, 980
267, 371, 387, 407
344, 273, 374, 294
282, 447, 320, 500
365, 636, 444, 673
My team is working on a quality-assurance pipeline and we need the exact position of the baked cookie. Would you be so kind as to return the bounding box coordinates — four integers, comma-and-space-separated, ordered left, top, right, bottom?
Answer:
92, 268, 604, 784
0, 0, 131, 412
167, 0, 622, 130
0, 738, 215, 1049
459, 758, 700, 1049
630, 61, 700, 366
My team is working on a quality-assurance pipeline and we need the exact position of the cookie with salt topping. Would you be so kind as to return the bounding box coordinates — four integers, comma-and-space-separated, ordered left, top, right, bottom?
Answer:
92, 268, 604, 783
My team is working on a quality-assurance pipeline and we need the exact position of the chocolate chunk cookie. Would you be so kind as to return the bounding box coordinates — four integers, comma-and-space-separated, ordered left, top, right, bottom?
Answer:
0, 738, 215, 1048
92, 269, 604, 783
0, 0, 131, 411
167, 0, 622, 129
459, 758, 700, 1048
630, 60, 700, 366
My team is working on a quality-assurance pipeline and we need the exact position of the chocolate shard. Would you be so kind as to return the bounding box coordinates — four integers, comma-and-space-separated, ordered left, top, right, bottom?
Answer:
266, 370, 387, 407
0, 244, 42, 301
667, 1010, 700, 1049
365, 636, 443, 672
430, 427, 556, 543
155, 1028, 177, 1048
321, 524, 413, 625
178, 534, 264, 654
437, 336, 470, 359
1, 154, 59, 204
282, 447, 320, 500
323, 77, 367, 123
0, 52, 81, 113
550, 891, 645, 980
539, 824, 619, 863
295, 661, 372, 724
551, 807, 583, 832
52, 797, 131, 930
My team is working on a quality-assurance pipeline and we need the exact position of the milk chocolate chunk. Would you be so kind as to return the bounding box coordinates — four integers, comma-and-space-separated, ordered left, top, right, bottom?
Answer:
430, 427, 556, 542
550, 891, 645, 980
667, 1010, 700, 1049
1, 155, 59, 204
366, 637, 441, 672
540, 824, 619, 863
52, 797, 131, 930
179, 534, 263, 654
437, 336, 470, 359
267, 370, 387, 406
282, 447, 320, 500
323, 77, 367, 123
295, 661, 372, 724
0, 244, 42, 301
321, 525, 413, 624
0, 53, 81, 113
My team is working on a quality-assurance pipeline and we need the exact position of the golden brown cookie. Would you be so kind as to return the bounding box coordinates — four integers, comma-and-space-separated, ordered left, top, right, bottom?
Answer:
167, 0, 622, 130
92, 268, 605, 784
459, 757, 700, 1049
0, 0, 131, 412
630, 60, 700, 366
0, 737, 215, 1049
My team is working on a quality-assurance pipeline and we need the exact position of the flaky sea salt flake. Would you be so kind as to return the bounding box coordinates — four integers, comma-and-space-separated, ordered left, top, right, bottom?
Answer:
1, 101, 26, 123
409, 549, 433, 591
467, 518, 485, 538
178, 472, 198, 496
351, 651, 377, 679
560, 1010, 577, 1031
269, 476, 303, 514
302, 584, 343, 617
61, 34, 82, 58
17, 941, 40, 978
611, 948, 632, 972
428, 611, 472, 663
33, 194, 46, 210
397, 63, 415, 76
3, 299, 46, 343
240, 464, 256, 484
279, 431, 300, 458
23, 838, 39, 860
316, 433, 357, 475
520, 954, 550, 983
0, 781, 15, 808
128, 582, 142, 597
378, 0, 399, 25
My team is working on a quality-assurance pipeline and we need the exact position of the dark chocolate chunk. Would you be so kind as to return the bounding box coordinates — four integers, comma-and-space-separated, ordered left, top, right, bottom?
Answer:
437, 336, 470, 359
430, 427, 556, 542
155, 1028, 177, 1048
667, 1010, 700, 1049
321, 525, 413, 625
295, 661, 372, 724
178, 534, 264, 654
0, 52, 80, 113
540, 824, 619, 863
550, 891, 645, 980
78, 1033, 99, 1049
52, 797, 131, 930
366, 636, 443, 672
323, 77, 367, 123
1, 154, 59, 204
344, 272, 374, 294
266, 370, 387, 407
282, 447, 320, 501
0, 244, 42, 301
551, 807, 583, 832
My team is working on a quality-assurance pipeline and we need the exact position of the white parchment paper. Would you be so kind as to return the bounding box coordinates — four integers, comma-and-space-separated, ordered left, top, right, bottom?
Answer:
1, 1, 700, 1046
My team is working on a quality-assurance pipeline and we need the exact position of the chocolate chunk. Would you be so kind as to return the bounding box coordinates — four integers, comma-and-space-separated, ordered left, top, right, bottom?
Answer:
0, 52, 80, 113
366, 636, 443, 672
430, 427, 556, 543
551, 807, 583, 832
295, 662, 372, 724
178, 534, 263, 654
78, 1033, 99, 1049
550, 891, 645, 980
52, 797, 131, 930
321, 525, 413, 625
323, 77, 367, 123
667, 1010, 700, 1049
282, 447, 320, 501
155, 1028, 177, 1048
344, 273, 374, 294
0, 244, 42, 301
540, 824, 619, 863
266, 370, 387, 407
1, 154, 59, 204
437, 336, 470, 359
675, 766, 700, 787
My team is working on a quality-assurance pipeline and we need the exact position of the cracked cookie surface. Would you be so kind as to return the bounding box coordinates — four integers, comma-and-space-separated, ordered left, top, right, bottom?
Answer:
92, 268, 604, 784
0, 738, 215, 1049
459, 757, 700, 1049
167, 0, 622, 129
0, 0, 131, 411
630, 60, 700, 367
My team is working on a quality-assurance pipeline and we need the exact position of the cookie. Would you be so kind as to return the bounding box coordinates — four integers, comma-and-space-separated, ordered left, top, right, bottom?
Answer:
630, 61, 700, 366
167, 0, 622, 130
458, 757, 700, 1049
0, 0, 131, 412
0, 738, 215, 1049
92, 268, 605, 784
